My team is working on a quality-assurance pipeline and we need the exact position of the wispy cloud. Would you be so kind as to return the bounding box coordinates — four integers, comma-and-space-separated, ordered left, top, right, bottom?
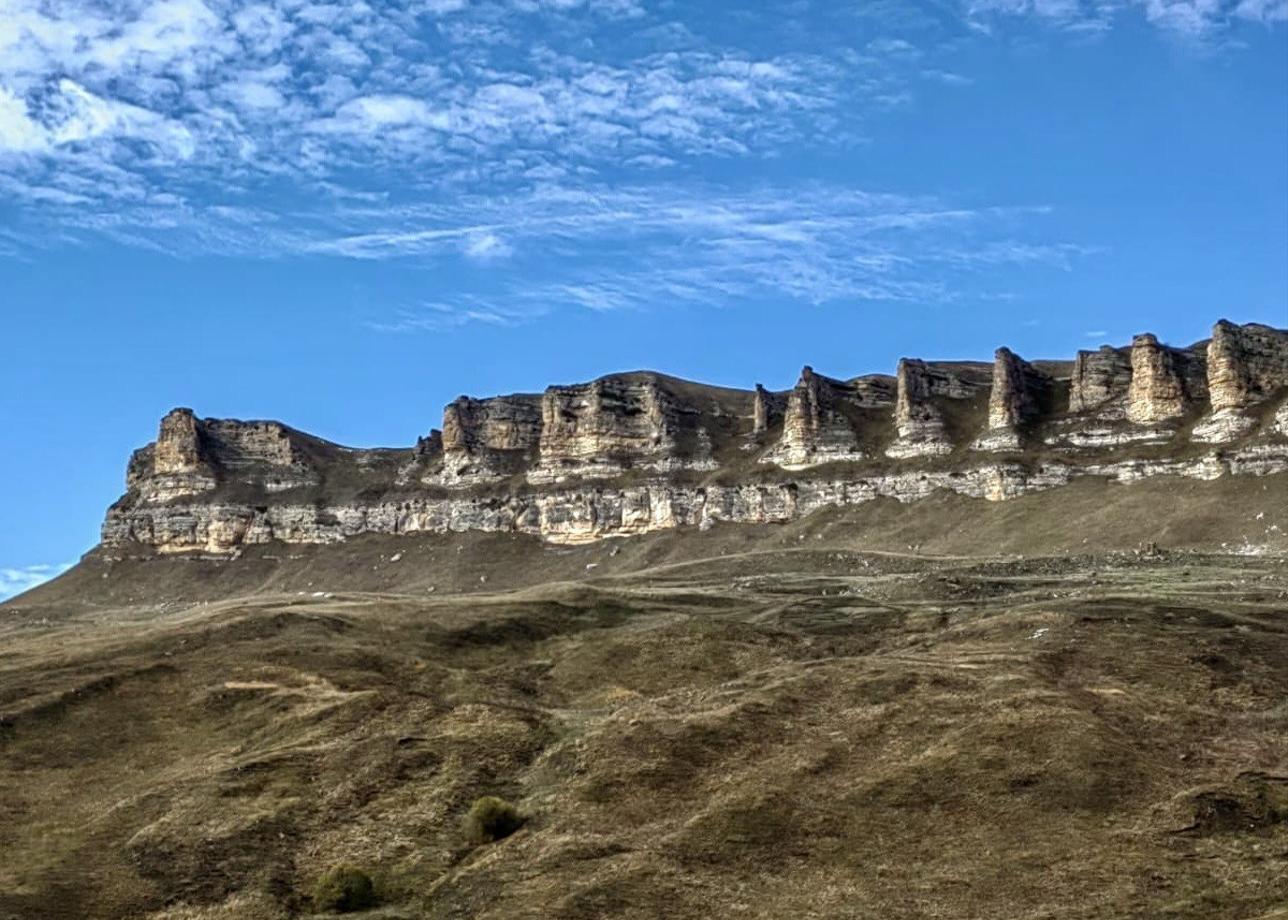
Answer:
0, 562, 72, 601
966, 0, 1287, 37
0, 0, 1276, 328
331, 184, 1096, 329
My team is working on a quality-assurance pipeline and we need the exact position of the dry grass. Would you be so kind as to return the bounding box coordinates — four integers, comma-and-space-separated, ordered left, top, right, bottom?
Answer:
2, 475, 1286, 919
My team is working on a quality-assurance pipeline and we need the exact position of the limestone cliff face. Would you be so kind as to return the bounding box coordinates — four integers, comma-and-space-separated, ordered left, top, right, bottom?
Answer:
887, 360, 986, 458
126, 408, 316, 503
1069, 346, 1132, 415
438, 395, 542, 484
102, 320, 1288, 553
534, 374, 720, 481
975, 348, 1051, 451
1193, 321, 1288, 442
1126, 334, 1207, 424
752, 384, 787, 436
762, 367, 870, 468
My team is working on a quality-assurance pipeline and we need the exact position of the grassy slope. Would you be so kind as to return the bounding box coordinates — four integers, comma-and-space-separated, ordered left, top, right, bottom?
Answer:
2, 475, 1287, 920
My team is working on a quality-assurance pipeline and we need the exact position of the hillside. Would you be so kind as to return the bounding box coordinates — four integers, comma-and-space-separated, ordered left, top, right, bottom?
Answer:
2, 320, 1287, 920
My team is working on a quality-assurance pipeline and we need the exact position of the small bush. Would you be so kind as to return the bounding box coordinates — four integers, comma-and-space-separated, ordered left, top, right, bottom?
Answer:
312, 865, 377, 913
463, 795, 525, 845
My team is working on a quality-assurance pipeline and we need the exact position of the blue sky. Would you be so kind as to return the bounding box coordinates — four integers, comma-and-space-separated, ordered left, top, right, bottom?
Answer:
1, 0, 1286, 597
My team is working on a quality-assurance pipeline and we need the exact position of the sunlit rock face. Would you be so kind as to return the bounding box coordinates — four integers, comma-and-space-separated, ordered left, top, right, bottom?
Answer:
531, 374, 726, 482
1126, 333, 1207, 425
101, 320, 1288, 553
886, 359, 986, 458
974, 348, 1052, 452
762, 367, 881, 469
126, 408, 316, 503
1194, 321, 1288, 443
438, 395, 542, 485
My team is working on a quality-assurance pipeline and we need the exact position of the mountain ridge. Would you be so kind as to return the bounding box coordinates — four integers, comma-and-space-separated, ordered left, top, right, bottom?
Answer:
101, 319, 1288, 552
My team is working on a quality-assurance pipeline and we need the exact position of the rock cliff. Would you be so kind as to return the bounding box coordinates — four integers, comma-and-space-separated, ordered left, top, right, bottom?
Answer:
975, 348, 1053, 451
887, 360, 988, 458
1126, 333, 1207, 424
1068, 345, 1131, 417
103, 319, 1288, 553
1194, 321, 1288, 442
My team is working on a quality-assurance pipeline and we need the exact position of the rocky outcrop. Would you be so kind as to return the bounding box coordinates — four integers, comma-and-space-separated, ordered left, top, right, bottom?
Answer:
752, 384, 786, 436
125, 409, 315, 502
438, 395, 542, 484
1194, 321, 1288, 442
533, 374, 717, 481
1126, 333, 1207, 425
762, 367, 867, 469
1069, 346, 1132, 415
101, 319, 1288, 554
975, 348, 1051, 451
887, 360, 986, 458
102, 444, 1288, 552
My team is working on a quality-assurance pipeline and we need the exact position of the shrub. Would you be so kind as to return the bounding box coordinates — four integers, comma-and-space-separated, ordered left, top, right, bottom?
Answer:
463, 795, 525, 845
312, 865, 377, 913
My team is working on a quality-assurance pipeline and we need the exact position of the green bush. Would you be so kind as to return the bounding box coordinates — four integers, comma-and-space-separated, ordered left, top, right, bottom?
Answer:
312, 864, 377, 913
463, 795, 525, 845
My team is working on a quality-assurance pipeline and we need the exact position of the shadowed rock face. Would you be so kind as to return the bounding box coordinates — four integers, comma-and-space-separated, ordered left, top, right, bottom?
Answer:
762, 367, 867, 468
126, 408, 314, 503
887, 360, 986, 458
105, 320, 1288, 552
439, 395, 543, 484
1069, 346, 1132, 415
752, 384, 787, 435
975, 348, 1052, 451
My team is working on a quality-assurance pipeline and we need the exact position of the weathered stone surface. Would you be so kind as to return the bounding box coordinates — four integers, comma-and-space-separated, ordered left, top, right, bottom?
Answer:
153, 408, 209, 474
974, 348, 1051, 451
1126, 333, 1206, 425
1069, 346, 1132, 415
532, 374, 715, 481
1194, 321, 1288, 442
102, 445, 1288, 553
762, 367, 866, 468
1208, 320, 1288, 410
438, 395, 541, 484
101, 320, 1288, 553
887, 360, 986, 458
752, 384, 786, 435
125, 409, 316, 502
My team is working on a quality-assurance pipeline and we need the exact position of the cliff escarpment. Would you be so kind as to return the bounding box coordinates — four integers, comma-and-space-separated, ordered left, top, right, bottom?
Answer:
102, 321, 1288, 552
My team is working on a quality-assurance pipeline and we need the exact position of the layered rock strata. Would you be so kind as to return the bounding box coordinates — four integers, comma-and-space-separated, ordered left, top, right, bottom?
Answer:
975, 348, 1052, 451
1069, 346, 1132, 416
125, 408, 316, 503
1126, 333, 1207, 425
1194, 321, 1288, 442
887, 360, 987, 458
103, 320, 1288, 553
534, 374, 719, 481
438, 395, 542, 485
752, 384, 787, 436
761, 368, 871, 469
103, 444, 1288, 552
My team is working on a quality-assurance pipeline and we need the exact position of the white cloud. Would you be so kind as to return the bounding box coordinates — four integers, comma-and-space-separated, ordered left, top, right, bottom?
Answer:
463, 230, 514, 259
0, 86, 46, 152
0, 562, 72, 601
968, 0, 1288, 35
